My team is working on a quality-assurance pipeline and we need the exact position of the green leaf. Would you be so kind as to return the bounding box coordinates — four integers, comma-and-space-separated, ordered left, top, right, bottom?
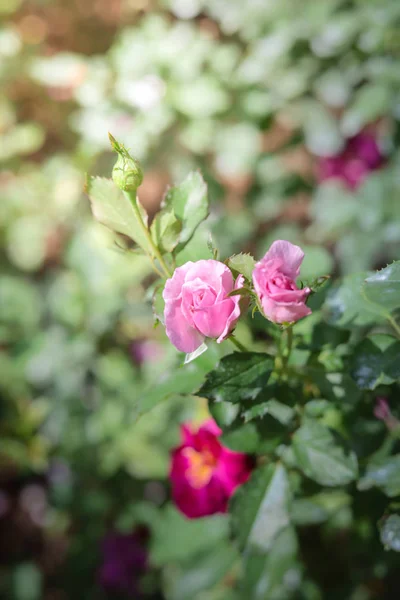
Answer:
150, 205, 182, 254
207, 234, 219, 260
231, 463, 290, 552
198, 352, 274, 404
243, 399, 295, 425
209, 401, 240, 429
227, 287, 252, 298
358, 455, 400, 497
300, 245, 334, 279
311, 182, 358, 237
86, 176, 151, 252
221, 422, 261, 453
227, 253, 256, 281
12, 563, 42, 600
341, 84, 391, 136
305, 368, 362, 405
362, 261, 400, 314
150, 505, 229, 566
151, 283, 165, 325
350, 335, 400, 390
323, 272, 386, 329
304, 399, 334, 418
164, 171, 209, 252
292, 419, 358, 486
302, 100, 343, 156
137, 345, 221, 416
241, 527, 298, 600
291, 490, 350, 526
172, 75, 229, 119
291, 498, 329, 526
0, 276, 42, 342
380, 515, 400, 552
169, 543, 238, 600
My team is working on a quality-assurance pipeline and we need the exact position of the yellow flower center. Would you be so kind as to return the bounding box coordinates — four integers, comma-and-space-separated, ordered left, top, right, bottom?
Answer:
183, 447, 217, 489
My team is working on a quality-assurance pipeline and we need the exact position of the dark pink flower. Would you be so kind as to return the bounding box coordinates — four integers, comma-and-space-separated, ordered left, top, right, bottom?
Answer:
170, 419, 252, 519
98, 529, 148, 596
318, 132, 384, 190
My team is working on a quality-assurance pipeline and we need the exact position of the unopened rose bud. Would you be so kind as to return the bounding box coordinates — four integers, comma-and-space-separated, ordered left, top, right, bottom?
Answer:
374, 397, 391, 422
374, 397, 399, 431
109, 133, 143, 192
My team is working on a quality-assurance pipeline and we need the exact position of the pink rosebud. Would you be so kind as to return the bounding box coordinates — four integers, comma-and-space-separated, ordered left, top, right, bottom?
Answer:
170, 420, 252, 519
374, 397, 391, 422
253, 240, 311, 324
163, 260, 244, 353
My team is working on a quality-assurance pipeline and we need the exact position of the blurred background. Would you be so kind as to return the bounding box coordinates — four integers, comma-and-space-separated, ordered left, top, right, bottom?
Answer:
1, 0, 400, 598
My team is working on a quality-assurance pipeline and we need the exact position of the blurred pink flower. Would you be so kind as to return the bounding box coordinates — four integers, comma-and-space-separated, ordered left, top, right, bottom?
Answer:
253, 240, 311, 324
170, 419, 252, 519
318, 132, 384, 190
130, 339, 164, 366
374, 397, 391, 422
98, 529, 148, 596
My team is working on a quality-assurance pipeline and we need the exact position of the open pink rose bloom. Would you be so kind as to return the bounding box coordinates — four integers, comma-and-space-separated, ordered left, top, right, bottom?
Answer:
170, 420, 252, 519
253, 240, 311, 324
163, 259, 244, 353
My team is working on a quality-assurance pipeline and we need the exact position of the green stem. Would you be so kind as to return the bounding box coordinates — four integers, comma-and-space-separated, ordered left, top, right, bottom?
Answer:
229, 336, 248, 352
387, 314, 400, 339
149, 262, 165, 279
282, 326, 293, 371
125, 191, 172, 278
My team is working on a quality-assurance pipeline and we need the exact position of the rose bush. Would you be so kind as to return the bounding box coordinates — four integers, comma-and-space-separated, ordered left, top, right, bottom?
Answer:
85, 136, 400, 598
3, 0, 400, 597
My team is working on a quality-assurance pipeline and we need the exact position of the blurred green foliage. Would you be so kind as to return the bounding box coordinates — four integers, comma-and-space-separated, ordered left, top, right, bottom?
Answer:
1, 0, 400, 599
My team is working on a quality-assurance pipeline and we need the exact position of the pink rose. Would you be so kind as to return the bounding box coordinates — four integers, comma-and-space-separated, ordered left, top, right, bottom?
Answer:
163, 260, 244, 353
170, 419, 252, 519
253, 240, 311, 324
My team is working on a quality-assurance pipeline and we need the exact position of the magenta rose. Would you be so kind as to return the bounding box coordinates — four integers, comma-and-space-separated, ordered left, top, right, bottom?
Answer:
170, 419, 252, 519
318, 132, 384, 190
163, 260, 244, 353
253, 240, 311, 324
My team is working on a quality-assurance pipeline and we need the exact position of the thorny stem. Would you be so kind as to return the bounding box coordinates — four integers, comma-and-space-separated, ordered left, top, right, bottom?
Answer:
125, 191, 172, 279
